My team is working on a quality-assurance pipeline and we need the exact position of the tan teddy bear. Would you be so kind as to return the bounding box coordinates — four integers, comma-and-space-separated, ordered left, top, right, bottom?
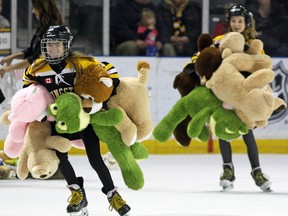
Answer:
196, 32, 286, 128
16, 121, 71, 180
74, 61, 153, 146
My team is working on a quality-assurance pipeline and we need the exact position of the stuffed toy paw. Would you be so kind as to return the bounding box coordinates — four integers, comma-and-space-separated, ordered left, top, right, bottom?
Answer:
48, 92, 148, 190
74, 61, 153, 146
153, 86, 248, 143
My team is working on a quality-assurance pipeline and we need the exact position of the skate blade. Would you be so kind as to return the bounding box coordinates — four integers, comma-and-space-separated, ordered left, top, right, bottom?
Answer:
220, 179, 234, 187
69, 207, 89, 216
221, 185, 234, 192
220, 180, 234, 192
260, 181, 272, 192
263, 187, 273, 192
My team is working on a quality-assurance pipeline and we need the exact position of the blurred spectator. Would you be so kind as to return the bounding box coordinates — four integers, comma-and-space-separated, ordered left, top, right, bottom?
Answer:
137, 8, 159, 56
0, 0, 63, 77
0, 0, 10, 28
110, 0, 175, 56
157, 0, 202, 56
246, 0, 288, 56
212, 2, 235, 37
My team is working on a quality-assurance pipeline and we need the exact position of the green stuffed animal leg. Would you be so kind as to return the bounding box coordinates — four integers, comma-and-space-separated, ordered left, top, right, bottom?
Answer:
210, 108, 249, 141
153, 99, 188, 142
93, 125, 144, 190
90, 108, 123, 126
187, 107, 212, 142
130, 142, 149, 160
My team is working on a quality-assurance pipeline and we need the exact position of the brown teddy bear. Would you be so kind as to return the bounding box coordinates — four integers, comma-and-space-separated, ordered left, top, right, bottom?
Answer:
74, 61, 153, 146
196, 32, 287, 128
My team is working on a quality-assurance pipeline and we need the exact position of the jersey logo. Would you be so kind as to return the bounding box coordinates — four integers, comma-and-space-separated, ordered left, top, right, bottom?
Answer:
45, 77, 53, 84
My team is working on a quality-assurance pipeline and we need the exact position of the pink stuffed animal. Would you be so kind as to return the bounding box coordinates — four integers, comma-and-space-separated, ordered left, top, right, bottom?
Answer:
2, 84, 84, 158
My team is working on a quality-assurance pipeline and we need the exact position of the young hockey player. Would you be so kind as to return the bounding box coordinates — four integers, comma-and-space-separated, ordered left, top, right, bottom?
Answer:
213, 4, 271, 192
23, 25, 131, 216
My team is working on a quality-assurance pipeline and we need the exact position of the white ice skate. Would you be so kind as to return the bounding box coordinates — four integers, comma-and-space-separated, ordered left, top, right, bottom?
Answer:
251, 167, 272, 192
260, 180, 272, 192
220, 179, 234, 192
103, 152, 119, 170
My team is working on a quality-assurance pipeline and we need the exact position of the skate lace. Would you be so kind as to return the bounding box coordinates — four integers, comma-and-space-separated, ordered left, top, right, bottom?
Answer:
108, 193, 126, 211
220, 168, 234, 181
68, 190, 83, 205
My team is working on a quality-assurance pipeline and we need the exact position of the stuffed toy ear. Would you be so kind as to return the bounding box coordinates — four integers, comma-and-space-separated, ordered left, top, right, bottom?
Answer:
100, 77, 113, 88
195, 46, 222, 80
197, 33, 213, 51
182, 63, 196, 75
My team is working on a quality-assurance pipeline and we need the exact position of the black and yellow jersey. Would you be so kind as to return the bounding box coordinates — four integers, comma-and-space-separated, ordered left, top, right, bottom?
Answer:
23, 57, 120, 99
23, 57, 101, 99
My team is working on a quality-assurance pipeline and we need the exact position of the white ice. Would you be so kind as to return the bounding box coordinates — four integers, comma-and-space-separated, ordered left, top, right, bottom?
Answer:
0, 154, 288, 216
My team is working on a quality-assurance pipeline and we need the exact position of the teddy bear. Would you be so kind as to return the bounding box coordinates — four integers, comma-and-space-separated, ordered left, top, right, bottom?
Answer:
153, 86, 249, 143
17, 121, 71, 180
172, 34, 211, 147
1, 83, 56, 158
74, 61, 153, 146
195, 32, 287, 128
1, 116, 67, 181
48, 92, 149, 190
0, 83, 85, 159
0, 84, 87, 179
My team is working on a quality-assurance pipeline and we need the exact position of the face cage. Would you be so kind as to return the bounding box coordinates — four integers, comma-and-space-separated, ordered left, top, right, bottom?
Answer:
41, 39, 70, 64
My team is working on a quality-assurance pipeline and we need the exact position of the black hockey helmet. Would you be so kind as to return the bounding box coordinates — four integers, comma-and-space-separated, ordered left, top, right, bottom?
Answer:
41, 25, 73, 64
227, 4, 253, 27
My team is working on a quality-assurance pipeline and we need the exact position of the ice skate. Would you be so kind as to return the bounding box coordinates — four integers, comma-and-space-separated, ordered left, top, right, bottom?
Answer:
67, 177, 89, 216
107, 188, 131, 216
219, 163, 235, 192
0, 159, 16, 180
103, 151, 119, 170
251, 167, 272, 192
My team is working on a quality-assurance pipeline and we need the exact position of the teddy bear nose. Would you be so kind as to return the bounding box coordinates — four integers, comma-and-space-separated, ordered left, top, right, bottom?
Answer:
83, 107, 92, 113
40, 174, 47, 178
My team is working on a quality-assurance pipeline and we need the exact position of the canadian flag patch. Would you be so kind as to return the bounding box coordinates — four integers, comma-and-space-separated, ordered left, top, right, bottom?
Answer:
45, 78, 53, 84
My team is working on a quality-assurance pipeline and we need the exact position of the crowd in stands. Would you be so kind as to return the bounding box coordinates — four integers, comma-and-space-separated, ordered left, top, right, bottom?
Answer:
110, 0, 288, 57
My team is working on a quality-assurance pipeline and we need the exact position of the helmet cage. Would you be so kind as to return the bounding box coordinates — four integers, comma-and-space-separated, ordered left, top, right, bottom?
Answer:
41, 38, 71, 64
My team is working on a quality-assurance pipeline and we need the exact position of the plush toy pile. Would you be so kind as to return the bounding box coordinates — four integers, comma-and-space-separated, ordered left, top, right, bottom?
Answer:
74, 61, 153, 146
48, 92, 148, 190
0, 60, 152, 186
0, 84, 73, 179
195, 32, 286, 128
154, 32, 287, 144
153, 86, 249, 142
